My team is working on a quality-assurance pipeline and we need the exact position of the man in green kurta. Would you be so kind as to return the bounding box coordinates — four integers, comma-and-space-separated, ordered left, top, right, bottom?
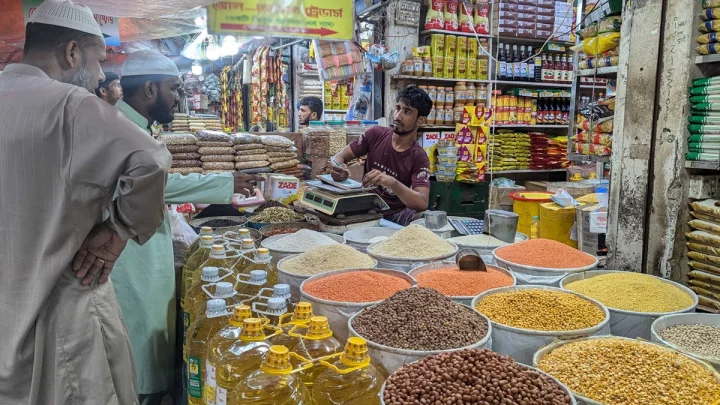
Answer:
111, 50, 260, 405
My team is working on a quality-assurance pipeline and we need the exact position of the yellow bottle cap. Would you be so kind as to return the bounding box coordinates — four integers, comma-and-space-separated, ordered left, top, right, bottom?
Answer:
261, 345, 292, 374
570, 173, 584, 181
240, 318, 266, 341
305, 316, 333, 339
201, 235, 214, 241
239, 228, 251, 236
232, 305, 252, 323
200, 226, 213, 234
257, 248, 269, 254
341, 337, 371, 367
293, 302, 313, 320
241, 239, 255, 249
588, 172, 598, 179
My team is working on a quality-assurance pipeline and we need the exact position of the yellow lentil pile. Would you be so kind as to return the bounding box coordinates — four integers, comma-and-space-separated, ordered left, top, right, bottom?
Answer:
474, 289, 605, 331
564, 272, 694, 312
537, 337, 720, 405
368, 224, 455, 259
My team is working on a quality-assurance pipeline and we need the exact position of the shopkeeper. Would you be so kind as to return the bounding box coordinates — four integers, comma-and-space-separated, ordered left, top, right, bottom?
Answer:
298, 96, 324, 126
112, 50, 262, 405
331, 85, 432, 225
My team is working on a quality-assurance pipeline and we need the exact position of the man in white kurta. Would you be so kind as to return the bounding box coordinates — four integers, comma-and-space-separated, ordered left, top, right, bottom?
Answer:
0, 1, 171, 404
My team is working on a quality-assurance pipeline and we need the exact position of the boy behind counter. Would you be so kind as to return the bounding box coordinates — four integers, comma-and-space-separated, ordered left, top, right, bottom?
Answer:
331, 86, 431, 225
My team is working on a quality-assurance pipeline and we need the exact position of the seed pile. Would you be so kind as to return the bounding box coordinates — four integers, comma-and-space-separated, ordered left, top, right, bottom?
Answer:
368, 224, 455, 259
495, 239, 596, 268
475, 289, 605, 331
447, 233, 513, 247
537, 337, 720, 405
383, 348, 572, 405
199, 218, 245, 228
280, 245, 376, 276
303, 270, 411, 302
564, 272, 694, 312
250, 207, 304, 223
266, 229, 338, 252
415, 266, 514, 296
351, 288, 488, 351
660, 323, 720, 358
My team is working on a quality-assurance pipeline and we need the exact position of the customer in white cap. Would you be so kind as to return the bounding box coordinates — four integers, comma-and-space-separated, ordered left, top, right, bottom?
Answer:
0, 1, 171, 404
114, 49, 262, 405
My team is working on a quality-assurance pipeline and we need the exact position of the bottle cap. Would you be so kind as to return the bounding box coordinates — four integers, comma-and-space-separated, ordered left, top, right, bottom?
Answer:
306, 316, 332, 339
214, 281, 235, 297
341, 337, 370, 366
211, 244, 226, 254
262, 345, 292, 373
293, 302, 313, 320
532, 216, 539, 220
249, 270, 267, 282
232, 305, 252, 323
238, 228, 251, 237
241, 318, 264, 338
201, 267, 220, 281
200, 226, 213, 235
241, 239, 255, 250
206, 298, 226, 313
273, 284, 291, 297
200, 235, 214, 245
267, 297, 287, 311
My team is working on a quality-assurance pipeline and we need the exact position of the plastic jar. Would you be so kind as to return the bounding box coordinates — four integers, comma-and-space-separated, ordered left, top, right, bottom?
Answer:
419, 85, 429, 98
427, 106, 436, 125
437, 87, 446, 107
454, 82, 467, 106
445, 87, 454, 106
454, 105, 464, 123
400, 59, 415, 76
302, 121, 331, 157
466, 83, 476, 104
327, 120, 348, 156
427, 86, 437, 104
413, 55, 423, 77
344, 120, 363, 145
444, 106, 454, 125
423, 57, 433, 76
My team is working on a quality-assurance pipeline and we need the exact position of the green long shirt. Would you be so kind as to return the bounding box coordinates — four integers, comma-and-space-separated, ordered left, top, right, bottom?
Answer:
111, 101, 234, 394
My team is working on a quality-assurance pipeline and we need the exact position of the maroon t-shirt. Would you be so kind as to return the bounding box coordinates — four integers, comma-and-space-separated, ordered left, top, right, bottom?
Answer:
349, 126, 431, 212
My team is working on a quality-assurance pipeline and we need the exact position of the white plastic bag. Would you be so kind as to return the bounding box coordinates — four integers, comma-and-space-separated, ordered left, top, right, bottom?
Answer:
169, 205, 198, 246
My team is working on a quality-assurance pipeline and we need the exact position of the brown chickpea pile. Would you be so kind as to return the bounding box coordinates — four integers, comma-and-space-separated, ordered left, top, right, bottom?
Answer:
383, 348, 571, 405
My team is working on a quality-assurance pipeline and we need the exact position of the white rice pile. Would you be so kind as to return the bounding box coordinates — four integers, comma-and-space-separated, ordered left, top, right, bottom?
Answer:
368, 224, 456, 259
447, 234, 511, 247
266, 229, 339, 252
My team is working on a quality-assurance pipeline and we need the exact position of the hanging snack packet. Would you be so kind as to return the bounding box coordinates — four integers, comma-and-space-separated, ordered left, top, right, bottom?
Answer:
697, 43, 720, 55
444, 0, 459, 31
425, 0, 444, 30
699, 20, 720, 33
697, 33, 720, 44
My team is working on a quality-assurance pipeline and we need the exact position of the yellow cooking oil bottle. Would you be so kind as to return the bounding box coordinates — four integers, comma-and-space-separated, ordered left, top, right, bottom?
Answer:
204, 304, 253, 405
289, 316, 343, 395
185, 227, 214, 262
270, 301, 314, 348
214, 318, 282, 405
186, 298, 232, 405
312, 337, 386, 405
183, 267, 227, 353
230, 238, 257, 275
182, 235, 215, 297
252, 296, 290, 326
235, 270, 269, 303
235, 247, 277, 286
185, 244, 236, 298
229, 345, 313, 405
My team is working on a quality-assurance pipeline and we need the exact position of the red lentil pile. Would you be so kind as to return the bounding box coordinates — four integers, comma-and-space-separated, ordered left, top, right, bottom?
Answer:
495, 239, 596, 269
302, 270, 411, 302
415, 266, 514, 296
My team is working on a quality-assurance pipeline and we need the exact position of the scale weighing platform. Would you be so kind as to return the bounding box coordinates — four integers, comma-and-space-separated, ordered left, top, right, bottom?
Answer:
302, 177, 389, 225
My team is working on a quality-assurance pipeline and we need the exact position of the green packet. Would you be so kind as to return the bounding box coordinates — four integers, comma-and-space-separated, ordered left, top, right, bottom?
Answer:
689, 115, 720, 124
689, 124, 720, 134
690, 84, 720, 95
692, 102, 720, 112
689, 134, 720, 142
690, 94, 720, 104
686, 152, 720, 161
693, 77, 720, 87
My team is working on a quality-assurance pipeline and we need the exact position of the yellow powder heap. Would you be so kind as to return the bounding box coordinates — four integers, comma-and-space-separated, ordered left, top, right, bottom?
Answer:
368, 224, 456, 259
565, 272, 694, 312
280, 244, 376, 276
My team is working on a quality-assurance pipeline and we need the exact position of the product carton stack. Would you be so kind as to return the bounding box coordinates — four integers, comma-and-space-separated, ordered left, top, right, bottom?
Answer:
531, 133, 569, 170
493, 0, 574, 41
158, 133, 202, 174
687, 75, 720, 163
685, 199, 720, 310
488, 131, 531, 172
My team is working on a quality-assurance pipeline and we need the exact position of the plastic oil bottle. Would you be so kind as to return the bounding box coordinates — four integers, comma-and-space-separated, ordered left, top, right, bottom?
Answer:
191, 281, 247, 324
253, 296, 289, 327
230, 238, 257, 275
186, 298, 231, 405
182, 235, 215, 297
186, 244, 236, 299
530, 216, 540, 239
313, 337, 386, 405
185, 226, 214, 262
235, 270, 269, 303
290, 316, 343, 396
236, 248, 278, 286
183, 267, 225, 355
204, 304, 253, 405
271, 301, 314, 348
229, 345, 313, 405
214, 318, 282, 405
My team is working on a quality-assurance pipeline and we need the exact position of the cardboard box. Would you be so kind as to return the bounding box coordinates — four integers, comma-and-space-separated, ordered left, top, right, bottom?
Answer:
517, 5, 538, 13
536, 22, 553, 31
536, 6, 554, 15
496, 26, 518, 36
518, 12, 536, 22
495, 18, 518, 28
497, 3, 519, 12
496, 10, 519, 19
517, 28, 537, 38
263, 174, 302, 204
538, 0, 555, 5
517, 20, 535, 30
536, 14, 554, 23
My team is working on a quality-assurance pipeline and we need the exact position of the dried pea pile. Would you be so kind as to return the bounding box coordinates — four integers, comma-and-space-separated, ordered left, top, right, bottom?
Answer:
564, 272, 694, 312
351, 288, 488, 351
383, 348, 572, 405
660, 323, 720, 358
475, 289, 606, 331
537, 337, 720, 405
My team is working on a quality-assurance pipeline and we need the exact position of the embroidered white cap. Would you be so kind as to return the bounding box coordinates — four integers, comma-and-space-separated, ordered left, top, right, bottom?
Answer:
121, 50, 181, 77
27, 0, 103, 38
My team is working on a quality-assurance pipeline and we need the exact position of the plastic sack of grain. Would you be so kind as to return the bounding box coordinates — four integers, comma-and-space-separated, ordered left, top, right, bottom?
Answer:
691, 210, 720, 224
577, 22, 598, 39
198, 147, 234, 155
169, 167, 203, 174
159, 133, 197, 145
234, 154, 269, 162
699, 20, 720, 33
236, 161, 269, 169
172, 160, 201, 168
697, 33, 720, 44
267, 151, 297, 158
235, 148, 267, 155
686, 230, 720, 247
582, 32, 621, 57
167, 144, 199, 153
689, 260, 720, 275
688, 241, 720, 256
266, 145, 298, 152
270, 159, 300, 170
172, 152, 201, 160
196, 141, 233, 147
691, 199, 720, 218
268, 156, 296, 164
692, 102, 720, 112
597, 15, 622, 33
260, 135, 293, 147
202, 161, 234, 170
233, 143, 265, 151
232, 132, 261, 144
195, 130, 231, 142
698, 43, 720, 55
239, 167, 273, 174
201, 155, 236, 162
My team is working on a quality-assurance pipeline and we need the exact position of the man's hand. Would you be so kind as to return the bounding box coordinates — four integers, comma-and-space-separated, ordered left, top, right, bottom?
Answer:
330, 164, 350, 182
72, 223, 128, 286
362, 169, 397, 188
233, 173, 264, 197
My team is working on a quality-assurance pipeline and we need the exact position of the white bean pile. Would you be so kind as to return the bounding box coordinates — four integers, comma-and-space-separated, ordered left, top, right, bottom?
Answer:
660, 323, 720, 358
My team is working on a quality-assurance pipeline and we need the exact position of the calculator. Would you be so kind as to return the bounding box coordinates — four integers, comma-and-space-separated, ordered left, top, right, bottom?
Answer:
449, 219, 485, 235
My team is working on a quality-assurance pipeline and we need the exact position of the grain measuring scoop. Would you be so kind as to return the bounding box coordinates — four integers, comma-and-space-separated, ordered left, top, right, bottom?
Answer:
456, 248, 487, 272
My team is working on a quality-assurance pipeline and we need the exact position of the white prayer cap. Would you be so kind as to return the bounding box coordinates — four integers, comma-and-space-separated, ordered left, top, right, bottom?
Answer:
121, 50, 181, 77
27, 0, 103, 38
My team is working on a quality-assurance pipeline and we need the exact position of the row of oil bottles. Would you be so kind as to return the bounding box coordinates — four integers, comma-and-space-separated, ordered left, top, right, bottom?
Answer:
181, 227, 386, 405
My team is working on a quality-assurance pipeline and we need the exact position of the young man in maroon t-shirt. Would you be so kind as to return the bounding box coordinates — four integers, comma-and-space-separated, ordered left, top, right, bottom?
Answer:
331, 86, 432, 225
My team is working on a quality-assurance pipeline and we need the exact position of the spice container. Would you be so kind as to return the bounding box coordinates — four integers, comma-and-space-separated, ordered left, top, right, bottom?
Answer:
436, 155, 457, 165
453, 105, 464, 123
444, 86, 454, 106
400, 59, 414, 76
466, 82, 476, 102
436, 87, 446, 106
426, 106, 436, 125
302, 121, 331, 158
454, 81, 467, 105
426, 86, 437, 104
412, 55, 423, 76
422, 56, 432, 76
443, 105, 454, 127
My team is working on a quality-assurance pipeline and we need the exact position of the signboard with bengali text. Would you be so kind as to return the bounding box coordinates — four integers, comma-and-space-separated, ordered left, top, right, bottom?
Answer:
23, 0, 120, 46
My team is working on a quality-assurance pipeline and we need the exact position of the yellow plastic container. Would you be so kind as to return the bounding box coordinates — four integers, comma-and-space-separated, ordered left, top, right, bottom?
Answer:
313, 337, 386, 405
186, 299, 231, 405
270, 301, 314, 349
510, 191, 553, 235
215, 318, 282, 404
229, 345, 313, 405
289, 316, 343, 395
182, 236, 215, 299
539, 202, 578, 248
184, 227, 213, 262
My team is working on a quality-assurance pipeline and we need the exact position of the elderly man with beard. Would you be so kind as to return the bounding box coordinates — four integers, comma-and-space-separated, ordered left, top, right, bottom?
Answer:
0, 1, 171, 404
330, 85, 432, 225
112, 49, 262, 405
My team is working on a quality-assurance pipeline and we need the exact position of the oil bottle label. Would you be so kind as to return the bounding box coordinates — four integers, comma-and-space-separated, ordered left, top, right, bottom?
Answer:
204, 362, 217, 405
188, 356, 203, 399
216, 387, 227, 405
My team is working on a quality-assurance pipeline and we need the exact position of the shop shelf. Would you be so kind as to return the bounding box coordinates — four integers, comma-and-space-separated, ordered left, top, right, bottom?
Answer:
493, 80, 572, 88
488, 168, 567, 174
419, 125, 456, 130
392, 75, 491, 84
420, 29, 494, 39
695, 54, 720, 65
685, 160, 720, 170
497, 36, 574, 46
324, 109, 347, 113
576, 66, 618, 77
568, 154, 611, 163
492, 124, 568, 129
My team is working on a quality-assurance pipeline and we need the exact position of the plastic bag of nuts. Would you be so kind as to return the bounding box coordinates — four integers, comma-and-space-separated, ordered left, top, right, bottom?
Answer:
159, 133, 197, 145
260, 135, 294, 147
200, 155, 236, 162
167, 144, 199, 153
232, 132, 261, 144
198, 147, 234, 155
196, 141, 233, 147
169, 167, 203, 174
202, 162, 235, 170
383, 348, 573, 405
172, 152, 201, 160
195, 130, 231, 143
172, 160, 201, 168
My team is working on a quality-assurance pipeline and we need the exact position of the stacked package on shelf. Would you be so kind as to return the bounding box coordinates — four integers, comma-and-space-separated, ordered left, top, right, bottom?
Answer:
697, 0, 720, 55
232, 133, 271, 174
573, 117, 613, 157
313, 40, 364, 81
487, 131, 531, 172
529, 132, 569, 170
575, 15, 622, 70
688, 75, 720, 161
170, 114, 190, 132
261, 135, 301, 177
195, 130, 235, 174
158, 133, 202, 174
685, 199, 720, 310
